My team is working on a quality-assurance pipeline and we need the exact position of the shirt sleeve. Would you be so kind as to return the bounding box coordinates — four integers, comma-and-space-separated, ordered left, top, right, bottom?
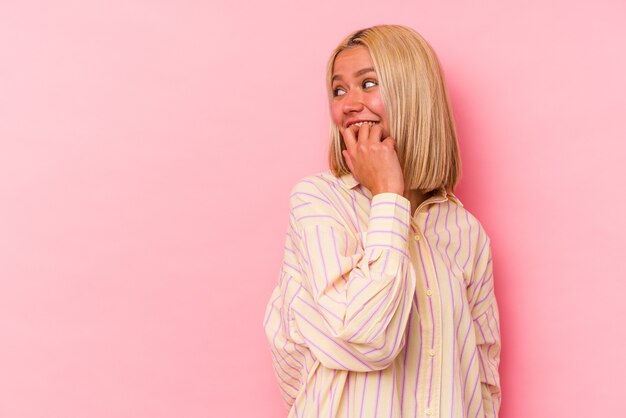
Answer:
467, 232, 502, 418
263, 270, 307, 409
283, 180, 416, 372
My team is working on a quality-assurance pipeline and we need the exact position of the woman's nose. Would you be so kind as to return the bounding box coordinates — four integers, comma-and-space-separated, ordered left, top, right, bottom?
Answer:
343, 90, 364, 113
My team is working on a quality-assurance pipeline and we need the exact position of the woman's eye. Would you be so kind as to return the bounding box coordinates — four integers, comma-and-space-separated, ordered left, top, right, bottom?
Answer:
333, 87, 346, 97
363, 80, 377, 88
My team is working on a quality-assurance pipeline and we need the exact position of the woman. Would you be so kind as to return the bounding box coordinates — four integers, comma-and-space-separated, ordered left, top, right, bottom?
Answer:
264, 25, 501, 418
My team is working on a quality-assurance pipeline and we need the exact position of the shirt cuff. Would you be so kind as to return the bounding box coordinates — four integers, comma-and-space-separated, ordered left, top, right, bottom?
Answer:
364, 193, 411, 253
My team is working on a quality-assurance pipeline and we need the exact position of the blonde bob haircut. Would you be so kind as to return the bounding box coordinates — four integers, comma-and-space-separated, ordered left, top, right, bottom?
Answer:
327, 24, 461, 193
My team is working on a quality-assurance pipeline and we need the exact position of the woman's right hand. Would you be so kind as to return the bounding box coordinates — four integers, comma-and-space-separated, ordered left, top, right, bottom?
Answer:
341, 123, 405, 196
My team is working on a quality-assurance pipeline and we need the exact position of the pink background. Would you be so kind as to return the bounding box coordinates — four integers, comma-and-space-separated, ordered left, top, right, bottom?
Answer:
1, 1, 625, 417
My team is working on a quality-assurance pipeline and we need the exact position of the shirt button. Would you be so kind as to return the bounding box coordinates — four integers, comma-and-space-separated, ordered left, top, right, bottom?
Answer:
425, 408, 432, 416
428, 349, 436, 357
414, 234, 420, 241
425, 289, 433, 296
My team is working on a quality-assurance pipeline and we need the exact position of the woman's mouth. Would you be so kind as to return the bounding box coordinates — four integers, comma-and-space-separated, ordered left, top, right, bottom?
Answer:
348, 121, 378, 128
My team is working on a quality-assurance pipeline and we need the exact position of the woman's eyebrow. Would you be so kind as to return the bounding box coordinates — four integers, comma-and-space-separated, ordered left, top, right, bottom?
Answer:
332, 67, 376, 82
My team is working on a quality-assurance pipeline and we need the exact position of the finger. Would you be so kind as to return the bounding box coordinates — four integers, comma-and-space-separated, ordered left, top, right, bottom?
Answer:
382, 136, 397, 151
341, 125, 357, 153
357, 122, 370, 144
369, 123, 383, 143
379, 124, 391, 140
342, 150, 355, 174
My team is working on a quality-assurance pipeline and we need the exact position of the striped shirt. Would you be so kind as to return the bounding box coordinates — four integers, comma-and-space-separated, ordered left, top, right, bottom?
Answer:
264, 171, 501, 418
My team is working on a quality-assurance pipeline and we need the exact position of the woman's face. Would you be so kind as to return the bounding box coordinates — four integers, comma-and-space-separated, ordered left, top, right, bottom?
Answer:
330, 45, 389, 138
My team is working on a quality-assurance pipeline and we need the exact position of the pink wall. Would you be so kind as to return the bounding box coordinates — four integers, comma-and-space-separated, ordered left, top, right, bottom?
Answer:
1, 1, 625, 417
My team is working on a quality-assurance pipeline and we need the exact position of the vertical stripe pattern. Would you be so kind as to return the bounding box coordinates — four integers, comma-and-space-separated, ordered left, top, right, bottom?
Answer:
264, 171, 501, 417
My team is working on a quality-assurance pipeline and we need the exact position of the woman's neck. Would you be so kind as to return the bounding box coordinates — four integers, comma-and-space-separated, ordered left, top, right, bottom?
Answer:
404, 189, 431, 217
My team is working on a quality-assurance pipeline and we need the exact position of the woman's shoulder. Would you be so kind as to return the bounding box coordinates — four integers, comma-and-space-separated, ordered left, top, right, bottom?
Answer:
450, 202, 492, 246
288, 170, 354, 205
286, 170, 360, 230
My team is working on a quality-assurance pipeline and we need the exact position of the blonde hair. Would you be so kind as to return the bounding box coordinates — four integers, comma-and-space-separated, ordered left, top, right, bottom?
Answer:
327, 24, 461, 193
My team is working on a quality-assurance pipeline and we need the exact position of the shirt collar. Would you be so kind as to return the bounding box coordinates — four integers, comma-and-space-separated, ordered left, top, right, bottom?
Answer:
338, 172, 463, 207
